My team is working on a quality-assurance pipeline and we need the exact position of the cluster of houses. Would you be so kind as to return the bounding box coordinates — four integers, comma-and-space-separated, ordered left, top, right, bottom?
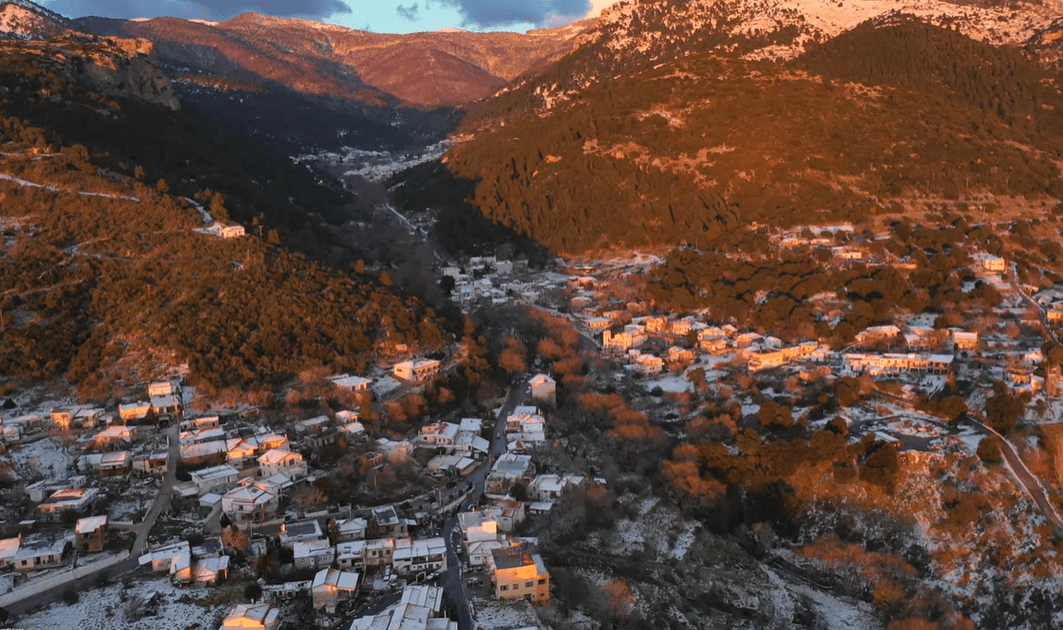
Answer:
580, 307, 994, 379
1034, 287, 1063, 327
772, 224, 1009, 275
0, 382, 180, 452
441, 256, 544, 307
0, 381, 191, 583
217, 580, 456, 630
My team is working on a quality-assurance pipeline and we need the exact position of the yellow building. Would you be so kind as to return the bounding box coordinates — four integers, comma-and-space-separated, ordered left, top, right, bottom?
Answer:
491, 546, 550, 603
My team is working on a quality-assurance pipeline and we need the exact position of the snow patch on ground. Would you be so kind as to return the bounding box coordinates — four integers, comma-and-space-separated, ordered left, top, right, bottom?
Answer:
609, 519, 647, 556
18, 577, 227, 630
669, 522, 697, 560
473, 597, 545, 630
644, 372, 691, 393
8, 436, 76, 483
372, 376, 402, 397
954, 427, 984, 454
789, 580, 878, 630
762, 568, 795, 625
637, 496, 658, 516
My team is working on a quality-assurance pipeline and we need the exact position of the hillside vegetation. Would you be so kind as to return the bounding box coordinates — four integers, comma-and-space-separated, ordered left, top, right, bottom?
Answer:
0, 37, 448, 397
438, 17, 1063, 254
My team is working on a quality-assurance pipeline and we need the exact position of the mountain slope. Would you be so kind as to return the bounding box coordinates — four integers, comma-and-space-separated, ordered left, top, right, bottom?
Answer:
0, 0, 73, 38
467, 0, 1062, 129
0, 34, 448, 395
72, 13, 586, 157
76, 13, 588, 108
426, 5, 1063, 254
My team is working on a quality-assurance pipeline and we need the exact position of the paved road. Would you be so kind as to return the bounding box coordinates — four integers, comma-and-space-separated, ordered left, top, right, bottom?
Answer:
965, 412, 1063, 537
133, 423, 179, 553
7, 555, 140, 617
441, 377, 530, 630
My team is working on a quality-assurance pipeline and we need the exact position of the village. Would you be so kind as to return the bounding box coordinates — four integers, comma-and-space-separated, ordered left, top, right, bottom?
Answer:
0, 350, 574, 630
2, 220, 1063, 630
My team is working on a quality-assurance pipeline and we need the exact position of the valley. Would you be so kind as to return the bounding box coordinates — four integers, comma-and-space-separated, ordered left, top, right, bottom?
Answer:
1, 0, 1063, 629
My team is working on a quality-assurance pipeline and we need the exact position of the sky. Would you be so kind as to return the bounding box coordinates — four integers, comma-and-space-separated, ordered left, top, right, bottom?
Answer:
41, 0, 622, 33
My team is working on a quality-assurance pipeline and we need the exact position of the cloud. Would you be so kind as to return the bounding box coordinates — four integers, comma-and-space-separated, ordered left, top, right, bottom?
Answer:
396, 2, 419, 21
589, 0, 620, 17
436, 0, 591, 28
43, 0, 351, 21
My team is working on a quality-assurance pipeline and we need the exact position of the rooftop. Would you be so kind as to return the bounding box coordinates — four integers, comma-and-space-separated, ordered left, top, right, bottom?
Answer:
75, 515, 108, 534
491, 546, 531, 570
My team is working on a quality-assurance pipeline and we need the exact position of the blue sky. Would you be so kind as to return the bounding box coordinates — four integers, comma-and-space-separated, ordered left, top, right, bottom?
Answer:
43, 0, 619, 33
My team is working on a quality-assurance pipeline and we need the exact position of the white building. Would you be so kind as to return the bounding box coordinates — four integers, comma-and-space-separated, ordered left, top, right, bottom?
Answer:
392, 359, 442, 382
257, 449, 307, 479
486, 453, 535, 495
190, 464, 240, 495
221, 484, 277, 523
293, 540, 335, 571
333, 517, 367, 542
392, 537, 447, 577
415, 422, 460, 452
529, 373, 556, 404
348, 585, 455, 630
220, 603, 280, 630
312, 567, 360, 613
328, 374, 373, 392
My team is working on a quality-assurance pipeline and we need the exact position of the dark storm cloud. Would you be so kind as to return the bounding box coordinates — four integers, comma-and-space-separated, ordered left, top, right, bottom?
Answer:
396, 2, 420, 21
437, 0, 591, 28
44, 0, 351, 21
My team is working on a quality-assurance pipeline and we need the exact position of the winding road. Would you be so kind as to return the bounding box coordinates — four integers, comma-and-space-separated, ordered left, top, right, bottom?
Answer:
965, 412, 1063, 537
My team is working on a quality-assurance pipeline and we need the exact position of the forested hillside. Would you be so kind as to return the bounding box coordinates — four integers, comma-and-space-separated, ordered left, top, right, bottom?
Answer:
73, 13, 588, 158
0, 36, 449, 398
438, 17, 1063, 254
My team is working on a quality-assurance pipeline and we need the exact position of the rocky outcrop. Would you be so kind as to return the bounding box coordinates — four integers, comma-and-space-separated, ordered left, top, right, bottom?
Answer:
4, 34, 180, 110
76, 37, 180, 110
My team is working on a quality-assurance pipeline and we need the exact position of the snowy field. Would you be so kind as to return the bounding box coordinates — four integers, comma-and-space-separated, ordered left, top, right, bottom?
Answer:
372, 377, 402, 397
473, 597, 544, 630
17, 577, 227, 630
7, 436, 76, 483
643, 372, 691, 393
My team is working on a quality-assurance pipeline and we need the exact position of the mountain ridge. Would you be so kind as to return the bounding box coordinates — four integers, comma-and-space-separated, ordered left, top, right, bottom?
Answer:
470, 0, 1063, 129
425, 0, 1063, 254
75, 12, 592, 108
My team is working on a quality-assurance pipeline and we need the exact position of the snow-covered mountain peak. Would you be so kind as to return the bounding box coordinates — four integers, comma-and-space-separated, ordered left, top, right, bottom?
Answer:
592, 0, 1061, 61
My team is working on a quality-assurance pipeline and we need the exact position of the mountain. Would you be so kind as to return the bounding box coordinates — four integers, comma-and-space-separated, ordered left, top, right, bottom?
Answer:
472, 0, 1063, 126
77, 13, 588, 108
71, 13, 590, 158
0, 0, 73, 38
0, 31, 449, 396
408, 0, 1063, 254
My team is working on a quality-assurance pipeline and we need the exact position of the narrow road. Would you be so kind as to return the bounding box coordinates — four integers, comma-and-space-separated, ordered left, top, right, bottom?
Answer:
441, 377, 530, 630
132, 422, 179, 554
965, 412, 1063, 537
0, 172, 141, 201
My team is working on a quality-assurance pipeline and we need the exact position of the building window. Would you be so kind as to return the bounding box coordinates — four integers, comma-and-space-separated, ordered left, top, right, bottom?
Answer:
500, 585, 508, 591
538, 578, 547, 585
525, 581, 534, 588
